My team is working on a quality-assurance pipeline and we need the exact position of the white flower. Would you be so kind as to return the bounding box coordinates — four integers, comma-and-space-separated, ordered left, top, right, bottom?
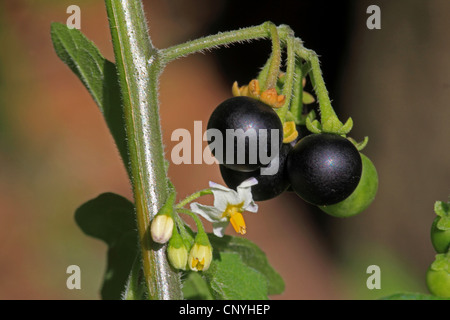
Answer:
190, 178, 258, 237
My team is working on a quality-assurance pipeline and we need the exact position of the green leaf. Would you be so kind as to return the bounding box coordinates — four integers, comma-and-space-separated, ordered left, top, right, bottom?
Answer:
382, 293, 450, 300
75, 193, 138, 300
50, 22, 129, 169
204, 252, 268, 300
208, 234, 285, 296
182, 272, 214, 300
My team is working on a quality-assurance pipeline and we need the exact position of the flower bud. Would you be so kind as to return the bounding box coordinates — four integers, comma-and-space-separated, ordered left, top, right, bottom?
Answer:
151, 214, 174, 244
188, 232, 213, 272
167, 231, 188, 270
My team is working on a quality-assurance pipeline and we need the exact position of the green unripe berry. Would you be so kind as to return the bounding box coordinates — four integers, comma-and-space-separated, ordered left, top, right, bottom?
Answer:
319, 153, 378, 218
431, 217, 450, 254
426, 253, 450, 298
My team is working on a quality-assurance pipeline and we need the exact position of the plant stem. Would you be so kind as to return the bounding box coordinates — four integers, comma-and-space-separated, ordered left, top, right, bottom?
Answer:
160, 22, 275, 65
176, 189, 213, 209
277, 28, 296, 122
104, 0, 182, 300
177, 208, 207, 233
289, 61, 304, 124
262, 23, 282, 91
308, 55, 340, 125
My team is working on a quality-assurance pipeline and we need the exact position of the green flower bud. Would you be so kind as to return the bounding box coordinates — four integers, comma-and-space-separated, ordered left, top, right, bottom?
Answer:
167, 230, 188, 270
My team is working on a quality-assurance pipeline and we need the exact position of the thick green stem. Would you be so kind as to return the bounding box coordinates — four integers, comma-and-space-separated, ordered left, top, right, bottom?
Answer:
104, 0, 182, 300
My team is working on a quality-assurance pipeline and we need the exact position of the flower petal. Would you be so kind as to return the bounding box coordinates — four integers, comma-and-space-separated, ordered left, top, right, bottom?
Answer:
209, 181, 232, 191
237, 178, 258, 212
244, 200, 258, 213
212, 220, 230, 238
190, 202, 223, 222
237, 177, 258, 189
209, 181, 241, 210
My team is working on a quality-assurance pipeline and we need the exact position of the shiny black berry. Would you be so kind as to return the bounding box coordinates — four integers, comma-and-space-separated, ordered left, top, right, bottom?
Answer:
219, 143, 292, 201
287, 133, 362, 206
207, 96, 283, 172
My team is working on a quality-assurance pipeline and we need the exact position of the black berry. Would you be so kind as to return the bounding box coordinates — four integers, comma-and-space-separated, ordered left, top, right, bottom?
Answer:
207, 96, 283, 172
287, 133, 362, 205
219, 143, 292, 201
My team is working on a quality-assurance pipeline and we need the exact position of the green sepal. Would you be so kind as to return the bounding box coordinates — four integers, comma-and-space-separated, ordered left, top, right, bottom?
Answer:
194, 229, 212, 247
156, 190, 176, 218
348, 136, 369, 151
430, 253, 450, 273
306, 117, 322, 134
302, 91, 315, 104
435, 201, 450, 231
338, 117, 354, 135
169, 227, 185, 250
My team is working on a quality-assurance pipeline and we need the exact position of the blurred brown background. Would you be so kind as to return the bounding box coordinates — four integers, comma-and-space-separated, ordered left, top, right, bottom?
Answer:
0, 0, 448, 299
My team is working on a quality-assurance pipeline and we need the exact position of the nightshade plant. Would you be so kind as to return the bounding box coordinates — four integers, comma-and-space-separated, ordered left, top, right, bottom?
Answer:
50, 0, 448, 300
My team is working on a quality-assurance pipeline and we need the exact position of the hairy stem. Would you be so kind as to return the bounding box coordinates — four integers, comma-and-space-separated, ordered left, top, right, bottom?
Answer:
160, 21, 276, 65
262, 23, 282, 91
277, 27, 296, 122
289, 61, 304, 124
176, 189, 213, 209
104, 0, 182, 300
177, 208, 207, 233
308, 55, 340, 124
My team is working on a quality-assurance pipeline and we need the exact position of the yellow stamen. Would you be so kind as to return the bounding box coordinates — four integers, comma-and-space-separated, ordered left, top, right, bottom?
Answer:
230, 212, 247, 235
222, 202, 247, 235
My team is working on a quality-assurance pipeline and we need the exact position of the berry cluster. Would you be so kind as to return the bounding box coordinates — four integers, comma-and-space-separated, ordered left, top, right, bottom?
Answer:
207, 96, 378, 217
426, 200, 450, 298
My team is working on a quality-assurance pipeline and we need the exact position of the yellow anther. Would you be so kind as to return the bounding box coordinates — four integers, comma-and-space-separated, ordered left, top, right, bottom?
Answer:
229, 212, 247, 235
